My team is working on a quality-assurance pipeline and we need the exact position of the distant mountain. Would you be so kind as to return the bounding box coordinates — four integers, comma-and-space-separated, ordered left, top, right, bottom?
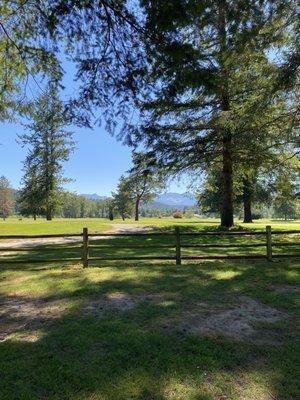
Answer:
82, 192, 196, 209
81, 193, 108, 200
155, 192, 196, 208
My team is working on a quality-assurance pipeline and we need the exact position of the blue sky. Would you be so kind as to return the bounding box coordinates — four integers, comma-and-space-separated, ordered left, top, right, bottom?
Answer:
1, 120, 131, 195
0, 58, 188, 195
0, 57, 189, 195
0, 121, 187, 195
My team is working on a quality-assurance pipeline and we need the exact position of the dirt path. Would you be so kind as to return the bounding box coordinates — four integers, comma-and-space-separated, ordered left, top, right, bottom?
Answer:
0, 224, 152, 249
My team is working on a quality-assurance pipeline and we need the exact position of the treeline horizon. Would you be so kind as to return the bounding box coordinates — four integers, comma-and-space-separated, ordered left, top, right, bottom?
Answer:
0, 176, 299, 222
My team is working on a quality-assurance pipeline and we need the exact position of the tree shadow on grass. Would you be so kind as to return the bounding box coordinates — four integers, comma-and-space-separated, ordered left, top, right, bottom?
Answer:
0, 259, 299, 399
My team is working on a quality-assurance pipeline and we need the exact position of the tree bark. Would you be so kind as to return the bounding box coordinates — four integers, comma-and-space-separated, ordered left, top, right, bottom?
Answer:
135, 198, 140, 221
242, 178, 253, 223
33, 214, 37, 221
219, 1, 234, 228
243, 198, 252, 223
221, 133, 234, 227
46, 206, 52, 221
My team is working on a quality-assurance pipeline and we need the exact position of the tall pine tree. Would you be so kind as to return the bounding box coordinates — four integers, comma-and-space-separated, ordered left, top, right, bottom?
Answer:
19, 84, 74, 220
127, 1, 298, 227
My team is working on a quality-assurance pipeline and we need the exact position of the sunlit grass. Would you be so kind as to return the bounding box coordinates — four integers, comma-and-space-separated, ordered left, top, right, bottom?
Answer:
0, 259, 299, 399
0, 216, 299, 236
0, 217, 299, 398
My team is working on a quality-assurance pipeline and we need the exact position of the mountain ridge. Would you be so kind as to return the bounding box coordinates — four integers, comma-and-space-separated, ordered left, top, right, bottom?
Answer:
82, 192, 196, 208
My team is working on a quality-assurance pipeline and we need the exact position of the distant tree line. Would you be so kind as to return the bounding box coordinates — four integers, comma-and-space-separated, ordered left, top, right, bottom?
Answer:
0, 174, 299, 221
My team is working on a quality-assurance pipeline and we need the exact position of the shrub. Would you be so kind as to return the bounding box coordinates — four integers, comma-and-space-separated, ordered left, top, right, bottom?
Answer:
173, 211, 183, 218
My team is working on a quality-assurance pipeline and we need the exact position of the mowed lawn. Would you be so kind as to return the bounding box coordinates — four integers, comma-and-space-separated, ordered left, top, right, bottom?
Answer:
0, 218, 299, 399
0, 216, 300, 235
0, 217, 113, 235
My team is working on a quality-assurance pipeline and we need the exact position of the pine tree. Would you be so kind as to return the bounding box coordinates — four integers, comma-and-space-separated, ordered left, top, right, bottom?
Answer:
19, 84, 74, 220
0, 1, 61, 121
0, 176, 13, 220
127, 1, 298, 227
18, 157, 43, 220
126, 152, 165, 221
273, 169, 300, 220
112, 177, 134, 220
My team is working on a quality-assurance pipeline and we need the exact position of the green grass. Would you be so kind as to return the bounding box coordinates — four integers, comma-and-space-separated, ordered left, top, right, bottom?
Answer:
0, 216, 299, 236
0, 258, 299, 400
0, 217, 112, 235
0, 218, 299, 263
0, 218, 299, 399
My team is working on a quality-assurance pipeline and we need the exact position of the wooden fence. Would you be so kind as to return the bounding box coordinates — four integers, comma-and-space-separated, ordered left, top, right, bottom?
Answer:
0, 225, 299, 267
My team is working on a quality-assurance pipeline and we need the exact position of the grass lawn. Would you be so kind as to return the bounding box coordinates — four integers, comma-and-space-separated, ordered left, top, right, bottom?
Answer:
113, 217, 300, 231
0, 216, 299, 236
0, 218, 299, 399
0, 217, 113, 235
0, 218, 299, 263
0, 258, 299, 400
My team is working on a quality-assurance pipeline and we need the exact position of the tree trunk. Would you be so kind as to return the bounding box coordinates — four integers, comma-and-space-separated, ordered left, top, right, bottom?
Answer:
221, 133, 234, 227
219, 2, 234, 228
122, 213, 125, 221
33, 214, 37, 221
243, 197, 252, 223
135, 198, 140, 221
243, 178, 253, 223
46, 206, 52, 221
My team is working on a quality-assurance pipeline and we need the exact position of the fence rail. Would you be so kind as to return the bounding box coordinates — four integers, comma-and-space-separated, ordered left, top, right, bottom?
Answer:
0, 225, 299, 266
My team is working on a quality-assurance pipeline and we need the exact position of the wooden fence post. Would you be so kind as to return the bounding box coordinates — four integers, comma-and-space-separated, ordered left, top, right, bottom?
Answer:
83, 227, 89, 267
175, 227, 181, 265
266, 225, 272, 261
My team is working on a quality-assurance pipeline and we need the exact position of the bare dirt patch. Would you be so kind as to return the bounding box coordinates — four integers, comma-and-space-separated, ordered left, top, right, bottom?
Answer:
178, 296, 287, 344
0, 295, 68, 342
1, 291, 287, 345
83, 293, 287, 344
84, 292, 137, 318
268, 284, 299, 294
83, 292, 167, 318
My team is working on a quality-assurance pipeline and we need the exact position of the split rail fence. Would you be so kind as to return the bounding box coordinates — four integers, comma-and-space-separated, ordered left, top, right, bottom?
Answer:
0, 226, 299, 267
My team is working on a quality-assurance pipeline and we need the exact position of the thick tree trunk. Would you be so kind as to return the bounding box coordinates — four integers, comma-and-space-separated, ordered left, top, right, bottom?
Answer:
135, 198, 140, 221
221, 133, 234, 227
242, 178, 253, 223
219, 2, 234, 228
121, 213, 125, 221
33, 214, 37, 221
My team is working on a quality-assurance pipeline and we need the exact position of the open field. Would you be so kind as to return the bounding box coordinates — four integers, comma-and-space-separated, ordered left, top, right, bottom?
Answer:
0, 218, 113, 235
0, 218, 299, 399
0, 218, 299, 262
0, 217, 300, 236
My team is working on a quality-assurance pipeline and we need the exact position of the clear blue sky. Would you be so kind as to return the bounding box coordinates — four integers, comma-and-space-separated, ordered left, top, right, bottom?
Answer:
0, 121, 187, 195
0, 57, 188, 195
